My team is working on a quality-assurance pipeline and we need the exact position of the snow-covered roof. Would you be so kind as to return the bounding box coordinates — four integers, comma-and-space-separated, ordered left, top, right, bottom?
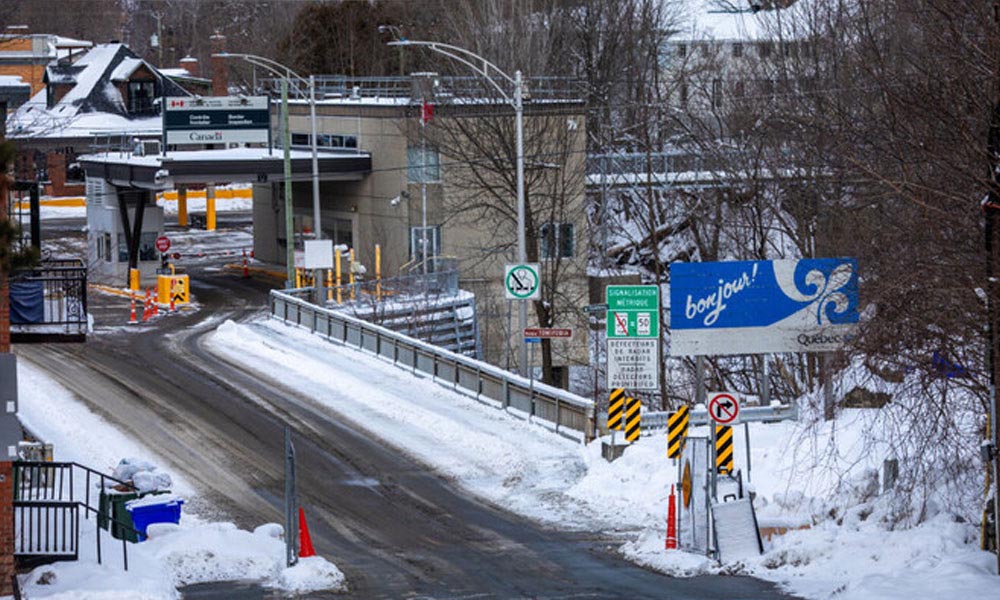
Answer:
0, 75, 29, 88
672, 0, 811, 42
52, 36, 92, 49
9, 43, 189, 139
110, 57, 152, 82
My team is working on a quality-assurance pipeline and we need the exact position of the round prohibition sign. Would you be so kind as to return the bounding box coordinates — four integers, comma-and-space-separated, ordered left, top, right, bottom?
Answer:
506, 265, 540, 299
708, 392, 740, 425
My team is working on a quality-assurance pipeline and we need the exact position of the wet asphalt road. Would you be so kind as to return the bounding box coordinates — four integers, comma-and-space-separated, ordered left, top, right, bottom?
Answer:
16, 215, 796, 599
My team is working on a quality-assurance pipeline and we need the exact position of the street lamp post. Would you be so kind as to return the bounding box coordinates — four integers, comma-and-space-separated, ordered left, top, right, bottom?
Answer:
215, 53, 324, 301
386, 37, 529, 375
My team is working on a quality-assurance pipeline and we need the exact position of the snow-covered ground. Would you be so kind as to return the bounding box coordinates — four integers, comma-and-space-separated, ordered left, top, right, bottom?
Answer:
205, 316, 1000, 600
14, 359, 346, 599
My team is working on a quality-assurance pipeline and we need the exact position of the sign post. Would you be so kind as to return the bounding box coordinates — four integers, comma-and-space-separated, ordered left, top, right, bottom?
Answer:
606, 285, 660, 391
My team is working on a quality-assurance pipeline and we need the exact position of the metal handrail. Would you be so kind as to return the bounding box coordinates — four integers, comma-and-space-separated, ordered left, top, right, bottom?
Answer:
270, 289, 594, 442
13, 461, 142, 571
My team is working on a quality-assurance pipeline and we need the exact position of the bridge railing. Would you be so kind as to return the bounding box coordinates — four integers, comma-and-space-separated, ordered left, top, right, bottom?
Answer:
270, 288, 595, 443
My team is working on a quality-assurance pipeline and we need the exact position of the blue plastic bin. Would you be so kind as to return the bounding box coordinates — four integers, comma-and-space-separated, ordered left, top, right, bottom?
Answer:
125, 496, 184, 541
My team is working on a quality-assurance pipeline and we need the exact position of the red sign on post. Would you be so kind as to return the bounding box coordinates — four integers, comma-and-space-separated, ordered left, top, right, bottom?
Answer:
708, 392, 740, 425
155, 236, 171, 253
523, 328, 573, 339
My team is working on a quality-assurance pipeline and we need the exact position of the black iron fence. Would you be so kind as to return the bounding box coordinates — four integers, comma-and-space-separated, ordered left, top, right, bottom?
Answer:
13, 461, 141, 571
10, 258, 87, 343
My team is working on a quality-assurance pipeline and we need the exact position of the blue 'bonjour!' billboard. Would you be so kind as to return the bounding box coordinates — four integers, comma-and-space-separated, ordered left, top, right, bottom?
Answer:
669, 258, 859, 356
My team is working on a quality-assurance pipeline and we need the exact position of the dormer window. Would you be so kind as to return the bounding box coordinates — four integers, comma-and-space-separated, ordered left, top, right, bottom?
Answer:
127, 80, 156, 115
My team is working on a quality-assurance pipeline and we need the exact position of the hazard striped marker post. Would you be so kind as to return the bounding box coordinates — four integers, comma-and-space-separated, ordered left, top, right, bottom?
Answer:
708, 392, 740, 498
608, 388, 625, 432
625, 396, 641, 443
715, 425, 734, 474
667, 405, 689, 459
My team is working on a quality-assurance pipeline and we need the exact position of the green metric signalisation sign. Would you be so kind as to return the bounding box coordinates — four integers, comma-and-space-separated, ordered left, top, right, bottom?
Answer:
606, 285, 660, 338
606, 285, 660, 391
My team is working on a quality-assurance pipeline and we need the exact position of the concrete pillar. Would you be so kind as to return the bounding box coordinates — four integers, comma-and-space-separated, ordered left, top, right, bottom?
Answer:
206, 183, 216, 231
177, 186, 188, 227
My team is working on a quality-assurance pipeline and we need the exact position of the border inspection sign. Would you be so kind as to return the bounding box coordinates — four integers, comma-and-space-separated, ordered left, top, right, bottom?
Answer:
708, 392, 740, 425
505, 264, 541, 300
606, 285, 660, 391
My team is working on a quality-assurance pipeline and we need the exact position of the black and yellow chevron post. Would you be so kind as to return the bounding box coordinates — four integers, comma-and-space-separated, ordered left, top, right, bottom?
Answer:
625, 396, 641, 442
667, 405, 689, 459
715, 425, 734, 474
607, 388, 625, 431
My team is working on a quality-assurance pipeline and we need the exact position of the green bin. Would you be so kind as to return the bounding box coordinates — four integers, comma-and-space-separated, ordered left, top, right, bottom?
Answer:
98, 489, 167, 542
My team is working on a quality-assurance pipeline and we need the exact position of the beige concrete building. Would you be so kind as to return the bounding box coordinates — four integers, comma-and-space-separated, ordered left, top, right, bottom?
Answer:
251, 76, 589, 385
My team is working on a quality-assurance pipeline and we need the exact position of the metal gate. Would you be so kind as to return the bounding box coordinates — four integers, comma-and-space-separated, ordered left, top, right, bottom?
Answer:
678, 436, 711, 554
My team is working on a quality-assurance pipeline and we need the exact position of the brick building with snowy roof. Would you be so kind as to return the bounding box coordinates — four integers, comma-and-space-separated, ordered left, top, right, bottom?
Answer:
6, 42, 193, 196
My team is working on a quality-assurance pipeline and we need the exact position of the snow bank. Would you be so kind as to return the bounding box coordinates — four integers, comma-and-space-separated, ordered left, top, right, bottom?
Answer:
15, 359, 346, 598
206, 317, 1000, 600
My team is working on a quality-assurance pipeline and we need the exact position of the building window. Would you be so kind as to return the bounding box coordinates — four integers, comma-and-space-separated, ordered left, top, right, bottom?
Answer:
540, 222, 574, 259
677, 44, 687, 58
732, 43, 743, 58
127, 81, 156, 114
139, 231, 158, 261
734, 80, 745, 98
758, 42, 772, 58
291, 133, 358, 149
711, 79, 723, 109
679, 81, 688, 107
117, 234, 128, 263
407, 146, 440, 183
409, 225, 441, 261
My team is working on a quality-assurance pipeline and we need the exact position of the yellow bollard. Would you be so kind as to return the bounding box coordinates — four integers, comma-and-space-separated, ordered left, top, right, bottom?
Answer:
349, 249, 356, 300
335, 250, 342, 304
295, 268, 302, 289
206, 183, 216, 231
326, 269, 333, 302
375, 244, 381, 301
178, 186, 188, 227
129, 268, 140, 292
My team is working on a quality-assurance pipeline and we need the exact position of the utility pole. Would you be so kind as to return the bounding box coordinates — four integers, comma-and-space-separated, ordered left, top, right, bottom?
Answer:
986, 0, 1000, 573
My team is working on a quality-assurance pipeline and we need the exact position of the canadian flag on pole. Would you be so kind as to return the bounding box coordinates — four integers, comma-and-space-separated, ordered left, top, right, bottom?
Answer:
421, 99, 434, 125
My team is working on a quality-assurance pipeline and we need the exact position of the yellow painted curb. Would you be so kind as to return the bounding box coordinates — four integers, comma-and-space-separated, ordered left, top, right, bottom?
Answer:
15, 197, 87, 209
222, 263, 287, 283
157, 188, 253, 202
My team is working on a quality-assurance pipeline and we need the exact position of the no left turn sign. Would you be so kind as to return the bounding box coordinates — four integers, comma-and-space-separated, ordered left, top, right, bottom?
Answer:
708, 392, 740, 425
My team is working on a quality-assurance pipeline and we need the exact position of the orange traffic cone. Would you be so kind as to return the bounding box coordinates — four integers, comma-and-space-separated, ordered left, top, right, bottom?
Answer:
142, 288, 151, 322
152, 291, 160, 316
128, 294, 137, 324
298, 507, 315, 558
666, 484, 678, 550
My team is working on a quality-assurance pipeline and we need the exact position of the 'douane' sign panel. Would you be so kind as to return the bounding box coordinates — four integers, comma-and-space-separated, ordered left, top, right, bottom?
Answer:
669, 258, 859, 356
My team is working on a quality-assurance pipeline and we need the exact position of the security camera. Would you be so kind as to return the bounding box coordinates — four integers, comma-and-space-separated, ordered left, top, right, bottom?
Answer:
378, 25, 388, 33
390, 195, 401, 206
154, 169, 170, 184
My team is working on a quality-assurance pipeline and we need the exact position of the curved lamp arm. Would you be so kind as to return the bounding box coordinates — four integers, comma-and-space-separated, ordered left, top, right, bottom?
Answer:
388, 40, 515, 103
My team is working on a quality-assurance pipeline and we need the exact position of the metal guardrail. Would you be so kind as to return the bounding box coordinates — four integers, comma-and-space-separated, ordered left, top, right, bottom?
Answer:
260, 75, 583, 102
641, 403, 799, 432
270, 288, 595, 443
